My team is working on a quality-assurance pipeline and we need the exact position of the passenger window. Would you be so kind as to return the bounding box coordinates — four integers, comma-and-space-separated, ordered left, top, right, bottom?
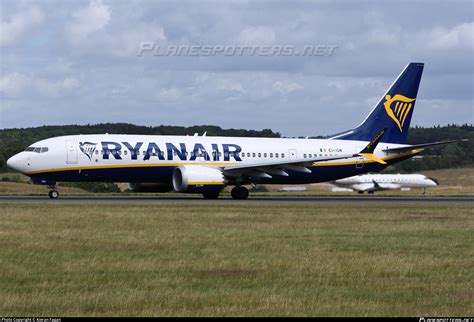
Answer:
124, 150, 128, 155
252, 153, 256, 157
281, 154, 285, 158
270, 153, 273, 158
258, 153, 261, 157
303, 154, 307, 158
247, 153, 250, 157
264, 153, 267, 158
275, 153, 279, 158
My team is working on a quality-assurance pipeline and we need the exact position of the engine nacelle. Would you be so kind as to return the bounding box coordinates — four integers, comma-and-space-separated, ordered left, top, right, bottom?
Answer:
127, 182, 173, 193
172, 165, 225, 193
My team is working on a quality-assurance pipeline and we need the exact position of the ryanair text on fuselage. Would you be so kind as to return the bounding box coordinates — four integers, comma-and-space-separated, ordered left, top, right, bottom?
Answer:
82, 141, 243, 162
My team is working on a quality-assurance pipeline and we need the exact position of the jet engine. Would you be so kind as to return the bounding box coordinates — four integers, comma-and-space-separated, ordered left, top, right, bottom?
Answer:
172, 165, 225, 193
127, 182, 173, 193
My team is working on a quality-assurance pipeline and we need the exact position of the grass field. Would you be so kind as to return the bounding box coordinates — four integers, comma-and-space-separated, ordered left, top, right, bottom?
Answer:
0, 203, 472, 316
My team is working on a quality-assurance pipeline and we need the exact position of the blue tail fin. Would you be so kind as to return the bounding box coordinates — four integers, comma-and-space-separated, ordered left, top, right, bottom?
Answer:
329, 62, 424, 144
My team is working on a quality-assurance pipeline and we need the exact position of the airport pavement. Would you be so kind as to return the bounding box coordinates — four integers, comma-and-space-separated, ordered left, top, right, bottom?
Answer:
1, 195, 473, 205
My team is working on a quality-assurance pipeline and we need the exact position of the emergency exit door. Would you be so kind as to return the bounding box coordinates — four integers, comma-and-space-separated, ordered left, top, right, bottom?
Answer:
288, 149, 297, 160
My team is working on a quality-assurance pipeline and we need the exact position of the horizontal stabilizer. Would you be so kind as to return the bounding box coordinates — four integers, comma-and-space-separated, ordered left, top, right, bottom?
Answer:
382, 139, 468, 153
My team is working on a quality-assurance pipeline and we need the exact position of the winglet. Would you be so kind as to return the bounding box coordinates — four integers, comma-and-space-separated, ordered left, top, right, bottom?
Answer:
356, 128, 388, 164
360, 127, 387, 154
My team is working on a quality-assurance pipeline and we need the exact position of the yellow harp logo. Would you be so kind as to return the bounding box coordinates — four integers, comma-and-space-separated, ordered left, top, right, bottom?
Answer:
383, 94, 415, 132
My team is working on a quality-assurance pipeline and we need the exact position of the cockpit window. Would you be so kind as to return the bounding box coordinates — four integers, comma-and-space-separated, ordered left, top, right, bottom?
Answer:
25, 146, 49, 153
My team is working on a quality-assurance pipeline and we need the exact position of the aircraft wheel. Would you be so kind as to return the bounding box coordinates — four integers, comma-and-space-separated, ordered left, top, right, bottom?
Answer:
357, 191, 364, 194
49, 190, 59, 199
231, 186, 249, 200
368, 191, 374, 194
202, 191, 220, 199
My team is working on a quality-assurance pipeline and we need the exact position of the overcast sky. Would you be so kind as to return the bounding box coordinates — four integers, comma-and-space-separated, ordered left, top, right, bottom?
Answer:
0, 0, 472, 136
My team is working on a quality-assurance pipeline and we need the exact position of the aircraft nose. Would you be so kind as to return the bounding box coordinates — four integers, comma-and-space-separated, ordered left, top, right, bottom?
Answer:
6, 153, 26, 173
426, 177, 439, 187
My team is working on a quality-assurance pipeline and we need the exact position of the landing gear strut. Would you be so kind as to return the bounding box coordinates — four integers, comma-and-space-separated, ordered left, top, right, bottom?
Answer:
231, 186, 249, 200
48, 185, 59, 199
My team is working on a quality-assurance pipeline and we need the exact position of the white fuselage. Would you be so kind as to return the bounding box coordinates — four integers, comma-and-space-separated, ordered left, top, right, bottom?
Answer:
6, 134, 415, 186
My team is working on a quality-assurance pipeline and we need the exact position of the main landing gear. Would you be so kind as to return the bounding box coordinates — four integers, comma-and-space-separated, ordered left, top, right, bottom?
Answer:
48, 185, 59, 199
202, 190, 220, 199
231, 186, 249, 200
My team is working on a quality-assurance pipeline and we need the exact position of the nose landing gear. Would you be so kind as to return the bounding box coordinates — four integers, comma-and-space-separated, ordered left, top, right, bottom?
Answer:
48, 185, 60, 199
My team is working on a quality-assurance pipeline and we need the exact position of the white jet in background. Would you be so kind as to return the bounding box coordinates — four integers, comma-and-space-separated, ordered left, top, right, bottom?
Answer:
331, 173, 438, 194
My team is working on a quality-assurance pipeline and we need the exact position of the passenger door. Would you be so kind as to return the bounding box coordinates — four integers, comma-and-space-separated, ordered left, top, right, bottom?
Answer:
66, 140, 78, 164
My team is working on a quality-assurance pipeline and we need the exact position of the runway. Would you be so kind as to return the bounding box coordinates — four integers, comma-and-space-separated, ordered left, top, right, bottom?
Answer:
1, 195, 473, 205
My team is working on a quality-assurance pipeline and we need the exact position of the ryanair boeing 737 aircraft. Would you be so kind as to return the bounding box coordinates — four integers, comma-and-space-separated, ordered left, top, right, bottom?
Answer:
6, 63, 465, 199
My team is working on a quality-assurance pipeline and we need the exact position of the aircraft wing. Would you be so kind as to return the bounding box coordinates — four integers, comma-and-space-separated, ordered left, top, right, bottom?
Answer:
351, 183, 376, 192
382, 139, 468, 153
352, 181, 400, 192
222, 154, 355, 178
376, 183, 401, 190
